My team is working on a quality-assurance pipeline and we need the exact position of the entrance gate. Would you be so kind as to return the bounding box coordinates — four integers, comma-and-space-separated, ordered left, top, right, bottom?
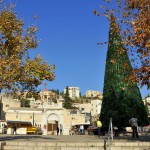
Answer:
47, 113, 59, 135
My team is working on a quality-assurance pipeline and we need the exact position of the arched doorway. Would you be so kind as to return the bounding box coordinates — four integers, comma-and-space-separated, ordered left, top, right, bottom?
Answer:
47, 113, 60, 135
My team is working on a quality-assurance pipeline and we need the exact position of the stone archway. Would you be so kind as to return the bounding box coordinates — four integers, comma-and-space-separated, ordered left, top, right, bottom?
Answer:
47, 113, 60, 135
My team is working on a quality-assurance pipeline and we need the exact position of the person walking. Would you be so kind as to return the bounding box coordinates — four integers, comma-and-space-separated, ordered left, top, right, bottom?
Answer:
13, 125, 17, 135
60, 124, 63, 135
97, 119, 102, 137
129, 117, 139, 139
79, 125, 84, 135
56, 125, 59, 136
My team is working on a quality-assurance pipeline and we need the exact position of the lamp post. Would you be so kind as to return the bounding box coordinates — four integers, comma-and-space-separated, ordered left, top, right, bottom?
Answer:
33, 112, 34, 126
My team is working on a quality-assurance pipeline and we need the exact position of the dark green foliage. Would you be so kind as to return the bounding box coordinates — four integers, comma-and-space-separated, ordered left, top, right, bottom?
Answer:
63, 86, 72, 109
49, 89, 59, 95
21, 99, 30, 107
100, 16, 149, 128
26, 91, 41, 100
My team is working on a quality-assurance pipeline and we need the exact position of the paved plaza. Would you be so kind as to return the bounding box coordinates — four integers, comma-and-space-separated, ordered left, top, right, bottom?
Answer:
0, 134, 150, 142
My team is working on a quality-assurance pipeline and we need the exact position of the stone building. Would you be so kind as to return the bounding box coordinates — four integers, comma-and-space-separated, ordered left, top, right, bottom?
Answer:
0, 95, 20, 120
85, 90, 102, 99
5, 97, 87, 135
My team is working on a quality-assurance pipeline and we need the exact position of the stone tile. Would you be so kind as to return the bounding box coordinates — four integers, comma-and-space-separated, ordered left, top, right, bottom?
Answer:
7, 141, 19, 145
88, 147, 100, 150
46, 142, 57, 146
87, 143, 97, 147
125, 142, 138, 146
138, 142, 150, 146
66, 142, 76, 146
113, 142, 126, 146
78, 147, 89, 150
18, 142, 28, 146
57, 142, 66, 146
76, 143, 88, 146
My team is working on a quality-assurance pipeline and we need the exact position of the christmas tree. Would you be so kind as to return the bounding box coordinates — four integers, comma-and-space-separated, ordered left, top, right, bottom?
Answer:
100, 15, 149, 128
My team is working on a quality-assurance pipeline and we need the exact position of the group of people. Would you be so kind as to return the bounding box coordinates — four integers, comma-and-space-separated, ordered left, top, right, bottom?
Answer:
56, 124, 63, 135
10, 117, 140, 138
96, 117, 139, 139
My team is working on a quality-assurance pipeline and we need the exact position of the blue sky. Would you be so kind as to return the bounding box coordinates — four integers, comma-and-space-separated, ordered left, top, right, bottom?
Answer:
4, 0, 149, 98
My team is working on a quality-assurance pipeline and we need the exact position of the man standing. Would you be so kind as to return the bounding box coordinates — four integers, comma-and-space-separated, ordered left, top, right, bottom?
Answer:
56, 125, 59, 136
97, 119, 102, 137
79, 125, 84, 135
129, 117, 139, 138
60, 124, 63, 135
13, 124, 17, 135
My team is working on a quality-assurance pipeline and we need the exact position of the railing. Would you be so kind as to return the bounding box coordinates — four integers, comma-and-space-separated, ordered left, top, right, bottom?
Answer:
107, 118, 113, 150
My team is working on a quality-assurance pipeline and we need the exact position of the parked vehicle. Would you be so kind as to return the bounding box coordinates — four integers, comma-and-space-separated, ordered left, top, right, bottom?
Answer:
0, 127, 7, 134
27, 127, 43, 135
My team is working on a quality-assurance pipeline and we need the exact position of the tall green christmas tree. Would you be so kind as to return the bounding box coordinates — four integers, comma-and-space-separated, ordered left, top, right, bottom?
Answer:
100, 15, 149, 128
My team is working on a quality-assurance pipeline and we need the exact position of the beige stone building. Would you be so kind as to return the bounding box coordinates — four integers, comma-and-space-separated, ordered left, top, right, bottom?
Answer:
5, 97, 87, 135
85, 90, 102, 99
91, 99, 102, 117
72, 103, 91, 114
0, 95, 20, 120
40, 89, 57, 102
143, 96, 150, 119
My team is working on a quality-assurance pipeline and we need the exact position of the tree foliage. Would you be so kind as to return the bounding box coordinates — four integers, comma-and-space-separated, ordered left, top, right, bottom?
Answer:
63, 86, 72, 109
94, 0, 150, 89
100, 16, 149, 128
0, 4, 55, 93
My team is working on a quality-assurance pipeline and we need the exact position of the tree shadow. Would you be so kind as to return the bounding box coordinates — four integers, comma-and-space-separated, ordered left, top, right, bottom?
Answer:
0, 135, 57, 141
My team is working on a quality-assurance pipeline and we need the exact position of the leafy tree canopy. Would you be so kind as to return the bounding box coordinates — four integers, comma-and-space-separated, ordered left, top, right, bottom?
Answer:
0, 4, 55, 93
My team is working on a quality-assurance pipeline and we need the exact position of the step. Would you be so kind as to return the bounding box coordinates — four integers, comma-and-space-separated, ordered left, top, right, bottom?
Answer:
4, 141, 104, 147
3, 146, 104, 150
3, 141, 150, 150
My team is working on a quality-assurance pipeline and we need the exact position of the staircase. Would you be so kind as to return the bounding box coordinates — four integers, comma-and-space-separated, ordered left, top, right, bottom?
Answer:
2, 141, 150, 150
2, 141, 104, 150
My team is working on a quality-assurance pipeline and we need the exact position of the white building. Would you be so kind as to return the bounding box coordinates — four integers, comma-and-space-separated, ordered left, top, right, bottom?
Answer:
91, 99, 102, 117
143, 96, 150, 119
64, 87, 80, 99
86, 90, 102, 99
73, 99, 103, 117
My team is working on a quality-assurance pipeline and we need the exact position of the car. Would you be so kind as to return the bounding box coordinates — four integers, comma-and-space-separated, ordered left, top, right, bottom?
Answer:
27, 127, 43, 135
0, 127, 7, 134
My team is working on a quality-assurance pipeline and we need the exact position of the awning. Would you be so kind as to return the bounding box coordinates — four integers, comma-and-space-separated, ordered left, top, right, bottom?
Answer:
7, 120, 32, 125
71, 122, 90, 126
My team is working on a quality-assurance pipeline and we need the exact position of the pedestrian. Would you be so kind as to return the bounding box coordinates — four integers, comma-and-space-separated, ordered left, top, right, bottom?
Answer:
56, 125, 59, 136
129, 117, 139, 139
79, 125, 84, 135
13, 124, 17, 135
60, 124, 63, 135
113, 126, 119, 137
97, 119, 102, 137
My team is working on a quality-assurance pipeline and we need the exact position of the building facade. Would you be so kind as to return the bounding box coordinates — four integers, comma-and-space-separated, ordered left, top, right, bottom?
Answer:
91, 99, 102, 117
5, 97, 87, 135
85, 90, 102, 99
64, 87, 80, 99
